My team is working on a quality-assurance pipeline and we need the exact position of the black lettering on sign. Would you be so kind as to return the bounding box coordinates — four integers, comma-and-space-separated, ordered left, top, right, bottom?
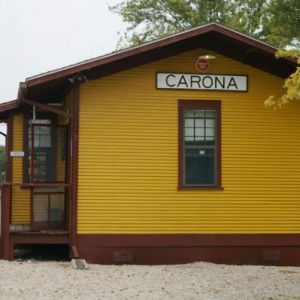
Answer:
166, 74, 176, 87
190, 76, 201, 88
202, 76, 213, 89
227, 77, 238, 89
157, 73, 246, 91
215, 76, 225, 89
177, 75, 188, 88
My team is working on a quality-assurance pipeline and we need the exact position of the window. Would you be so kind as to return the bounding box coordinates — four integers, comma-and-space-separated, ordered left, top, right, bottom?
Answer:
179, 100, 221, 188
32, 187, 66, 230
27, 119, 55, 182
24, 113, 67, 183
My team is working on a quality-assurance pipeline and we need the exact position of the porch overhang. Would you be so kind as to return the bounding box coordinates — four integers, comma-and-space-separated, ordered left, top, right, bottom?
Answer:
0, 100, 19, 120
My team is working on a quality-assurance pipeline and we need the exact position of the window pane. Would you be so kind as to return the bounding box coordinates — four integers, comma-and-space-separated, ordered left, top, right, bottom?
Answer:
205, 110, 215, 118
50, 193, 65, 221
34, 126, 50, 135
185, 118, 194, 127
205, 128, 215, 138
34, 134, 51, 148
195, 110, 205, 118
33, 194, 48, 222
185, 147, 215, 185
185, 128, 194, 138
206, 118, 215, 127
40, 135, 51, 147
195, 128, 205, 138
33, 126, 51, 148
184, 110, 194, 118
195, 119, 204, 127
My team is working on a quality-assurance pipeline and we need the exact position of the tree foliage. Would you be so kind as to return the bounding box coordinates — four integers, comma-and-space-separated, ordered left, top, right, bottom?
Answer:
261, 0, 300, 48
111, 0, 233, 46
264, 50, 300, 109
110, 0, 299, 48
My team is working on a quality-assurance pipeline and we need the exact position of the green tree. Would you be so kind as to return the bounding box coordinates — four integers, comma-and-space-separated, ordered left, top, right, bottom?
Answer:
110, 0, 299, 48
112, 0, 221, 47
261, 0, 300, 48
265, 50, 300, 109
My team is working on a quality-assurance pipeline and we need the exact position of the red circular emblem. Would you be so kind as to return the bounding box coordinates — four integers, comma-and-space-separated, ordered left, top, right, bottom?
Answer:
196, 58, 210, 72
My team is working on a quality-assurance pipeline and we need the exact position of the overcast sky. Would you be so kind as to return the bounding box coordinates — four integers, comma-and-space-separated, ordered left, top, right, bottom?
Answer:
0, 0, 126, 144
0, 0, 125, 102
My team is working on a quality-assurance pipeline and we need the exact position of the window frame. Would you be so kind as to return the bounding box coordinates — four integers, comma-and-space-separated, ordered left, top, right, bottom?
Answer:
178, 100, 222, 190
23, 112, 68, 184
29, 121, 56, 182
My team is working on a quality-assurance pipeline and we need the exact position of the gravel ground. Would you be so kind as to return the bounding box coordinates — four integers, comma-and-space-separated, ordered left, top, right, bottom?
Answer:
0, 260, 300, 300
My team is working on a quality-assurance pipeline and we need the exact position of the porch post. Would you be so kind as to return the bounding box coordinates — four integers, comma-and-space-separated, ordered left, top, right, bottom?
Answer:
2, 113, 14, 260
70, 79, 80, 257
2, 184, 11, 260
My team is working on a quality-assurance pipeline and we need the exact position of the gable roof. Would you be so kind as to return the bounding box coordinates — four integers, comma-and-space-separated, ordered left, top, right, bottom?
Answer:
11, 23, 300, 104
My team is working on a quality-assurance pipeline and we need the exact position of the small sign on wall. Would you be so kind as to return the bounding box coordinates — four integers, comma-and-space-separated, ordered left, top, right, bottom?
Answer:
195, 58, 210, 72
10, 151, 24, 157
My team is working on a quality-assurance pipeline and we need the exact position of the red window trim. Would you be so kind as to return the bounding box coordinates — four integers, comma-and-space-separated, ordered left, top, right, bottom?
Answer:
178, 100, 222, 190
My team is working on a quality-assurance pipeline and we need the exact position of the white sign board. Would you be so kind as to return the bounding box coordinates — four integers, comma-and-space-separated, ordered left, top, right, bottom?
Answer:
10, 151, 24, 157
156, 73, 248, 92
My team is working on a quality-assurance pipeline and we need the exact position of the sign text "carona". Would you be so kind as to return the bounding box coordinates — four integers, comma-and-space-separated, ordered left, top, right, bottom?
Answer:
156, 73, 248, 91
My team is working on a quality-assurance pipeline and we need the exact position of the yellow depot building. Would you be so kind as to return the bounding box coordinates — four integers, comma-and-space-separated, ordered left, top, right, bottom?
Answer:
0, 23, 299, 264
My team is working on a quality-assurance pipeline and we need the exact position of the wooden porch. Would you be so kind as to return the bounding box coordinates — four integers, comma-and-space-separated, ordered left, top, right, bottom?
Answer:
9, 230, 69, 261
1, 184, 70, 260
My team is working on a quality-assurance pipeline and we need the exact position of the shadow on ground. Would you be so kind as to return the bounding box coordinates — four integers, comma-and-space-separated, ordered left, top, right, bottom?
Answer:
14, 244, 70, 261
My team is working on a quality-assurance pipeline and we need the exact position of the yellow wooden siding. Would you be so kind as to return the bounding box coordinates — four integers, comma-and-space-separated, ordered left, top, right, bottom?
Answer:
11, 114, 30, 224
77, 49, 300, 234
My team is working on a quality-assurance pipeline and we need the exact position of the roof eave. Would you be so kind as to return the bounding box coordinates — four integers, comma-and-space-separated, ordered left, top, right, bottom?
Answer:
22, 23, 297, 100
0, 99, 20, 120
